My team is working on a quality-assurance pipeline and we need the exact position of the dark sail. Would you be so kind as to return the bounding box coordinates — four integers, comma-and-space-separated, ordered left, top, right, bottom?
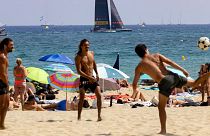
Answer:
94, 0, 110, 31
110, 0, 124, 29
113, 53, 119, 70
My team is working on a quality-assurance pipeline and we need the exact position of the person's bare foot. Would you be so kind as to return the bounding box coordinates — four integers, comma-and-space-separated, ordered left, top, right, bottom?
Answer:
97, 117, 102, 121
158, 130, 166, 135
0, 126, 6, 130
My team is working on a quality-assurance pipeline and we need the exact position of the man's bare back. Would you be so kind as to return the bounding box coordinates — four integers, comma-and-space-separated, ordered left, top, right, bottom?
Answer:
138, 53, 169, 83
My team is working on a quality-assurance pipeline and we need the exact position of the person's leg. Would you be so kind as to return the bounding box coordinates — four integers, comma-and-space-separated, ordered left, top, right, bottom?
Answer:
20, 85, 26, 111
131, 90, 138, 99
202, 85, 206, 102
13, 85, 20, 103
95, 86, 102, 121
0, 94, 9, 129
134, 91, 140, 101
139, 92, 146, 101
41, 103, 57, 110
78, 89, 85, 120
158, 93, 169, 135
206, 78, 210, 98
188, 72, 210, 88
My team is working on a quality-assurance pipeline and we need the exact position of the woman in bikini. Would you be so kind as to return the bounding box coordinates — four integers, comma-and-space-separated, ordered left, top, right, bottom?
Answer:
13, 58, 28, 110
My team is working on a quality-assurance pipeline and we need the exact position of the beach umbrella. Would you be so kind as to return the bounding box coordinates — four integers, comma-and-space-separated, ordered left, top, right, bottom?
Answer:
167, 67, 186, 77
39, 54, 74, 64
48, 72, 80, 92
94, 63, 129, 91
98, 78, 120, 90
140, 74, 152, 80
48, 72, 80, 109
43, 63, 74, 73
26, 67, 49, 84
96, 63, 129, 79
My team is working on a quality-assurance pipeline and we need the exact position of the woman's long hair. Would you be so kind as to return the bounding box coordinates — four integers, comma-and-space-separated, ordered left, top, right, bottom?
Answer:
77, 39, 89, 55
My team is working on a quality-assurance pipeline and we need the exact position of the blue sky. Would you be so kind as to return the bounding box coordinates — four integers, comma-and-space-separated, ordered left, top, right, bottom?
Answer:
0, 0, 210, 26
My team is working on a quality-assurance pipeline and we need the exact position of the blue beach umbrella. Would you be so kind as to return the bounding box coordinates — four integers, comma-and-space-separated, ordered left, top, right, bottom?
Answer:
167, 67, 186, 77
39, 54, 74, 64
43, 63, 74, 73
140, 74, 152, 80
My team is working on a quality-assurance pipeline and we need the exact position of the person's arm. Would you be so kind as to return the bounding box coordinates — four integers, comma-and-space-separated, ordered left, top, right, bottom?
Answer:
25, 91, 29, 102
132, 64, 142, 92
75, 55, 96, 82
159, 54, 189, 77
0, 55, 9, 90
92, 51, 99, 81
23, 66, 28, 77
28, 88, 35, 96
36, 105, 45, 111
13, 67, 16, 77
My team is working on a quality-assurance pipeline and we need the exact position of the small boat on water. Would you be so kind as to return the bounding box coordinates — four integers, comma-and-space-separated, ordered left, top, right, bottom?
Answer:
0, 24, 7, 36
40, 16, 50, 30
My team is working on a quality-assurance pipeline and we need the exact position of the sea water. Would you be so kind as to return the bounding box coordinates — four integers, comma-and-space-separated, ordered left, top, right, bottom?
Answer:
3, 25, 210, 84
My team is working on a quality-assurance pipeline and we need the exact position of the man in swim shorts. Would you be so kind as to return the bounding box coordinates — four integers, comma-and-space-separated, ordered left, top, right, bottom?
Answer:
132, 44, 210, 134
75, 39, 102, 121
0, 38, 14, 129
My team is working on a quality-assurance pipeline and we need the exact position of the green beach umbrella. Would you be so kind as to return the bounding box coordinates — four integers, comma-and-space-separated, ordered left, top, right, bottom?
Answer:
26, 67, 49, 84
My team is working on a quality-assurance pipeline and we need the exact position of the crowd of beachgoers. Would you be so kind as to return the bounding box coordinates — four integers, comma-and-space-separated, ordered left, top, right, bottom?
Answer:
9, 61, 210, 112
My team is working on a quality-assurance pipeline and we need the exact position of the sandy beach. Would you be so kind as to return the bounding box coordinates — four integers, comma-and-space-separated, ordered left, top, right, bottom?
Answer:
2, 88, 210, 136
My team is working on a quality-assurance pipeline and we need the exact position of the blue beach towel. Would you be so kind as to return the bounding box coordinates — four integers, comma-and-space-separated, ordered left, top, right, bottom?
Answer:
56, 100, 66, 111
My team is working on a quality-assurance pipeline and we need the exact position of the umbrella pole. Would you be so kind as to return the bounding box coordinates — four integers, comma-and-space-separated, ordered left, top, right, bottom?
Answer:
103, 78, 104, 92
65, 79, 68, 111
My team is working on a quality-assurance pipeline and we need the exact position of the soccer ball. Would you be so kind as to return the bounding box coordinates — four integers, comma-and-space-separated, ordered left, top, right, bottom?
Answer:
198, 37, 210, 50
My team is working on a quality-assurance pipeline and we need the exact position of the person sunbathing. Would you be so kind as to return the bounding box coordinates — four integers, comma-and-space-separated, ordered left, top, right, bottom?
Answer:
23, 95, 45, 111
41, 96, 80, 111
131, 91, 146, 101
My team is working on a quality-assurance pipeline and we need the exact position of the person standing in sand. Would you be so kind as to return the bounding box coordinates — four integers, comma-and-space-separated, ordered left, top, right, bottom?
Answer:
75, 39, 102, 121
13, 58, 28, 110
0, 38, 14, 129
132, 44, 210, 134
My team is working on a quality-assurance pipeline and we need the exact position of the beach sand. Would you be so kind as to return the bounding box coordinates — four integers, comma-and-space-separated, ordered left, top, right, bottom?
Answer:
2, 88, 210, 136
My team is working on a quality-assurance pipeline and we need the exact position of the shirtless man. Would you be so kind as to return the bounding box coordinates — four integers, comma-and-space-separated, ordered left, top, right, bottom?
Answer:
0, 38, 14, 129
75, 39, 102, 121
132, 44, 210, 134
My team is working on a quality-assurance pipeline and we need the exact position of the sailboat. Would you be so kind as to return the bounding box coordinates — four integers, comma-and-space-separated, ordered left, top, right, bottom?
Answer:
139, 21, 146, 27
93, 0, 132, 32
0, 23, 7, 36
40, 16, 50, 30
